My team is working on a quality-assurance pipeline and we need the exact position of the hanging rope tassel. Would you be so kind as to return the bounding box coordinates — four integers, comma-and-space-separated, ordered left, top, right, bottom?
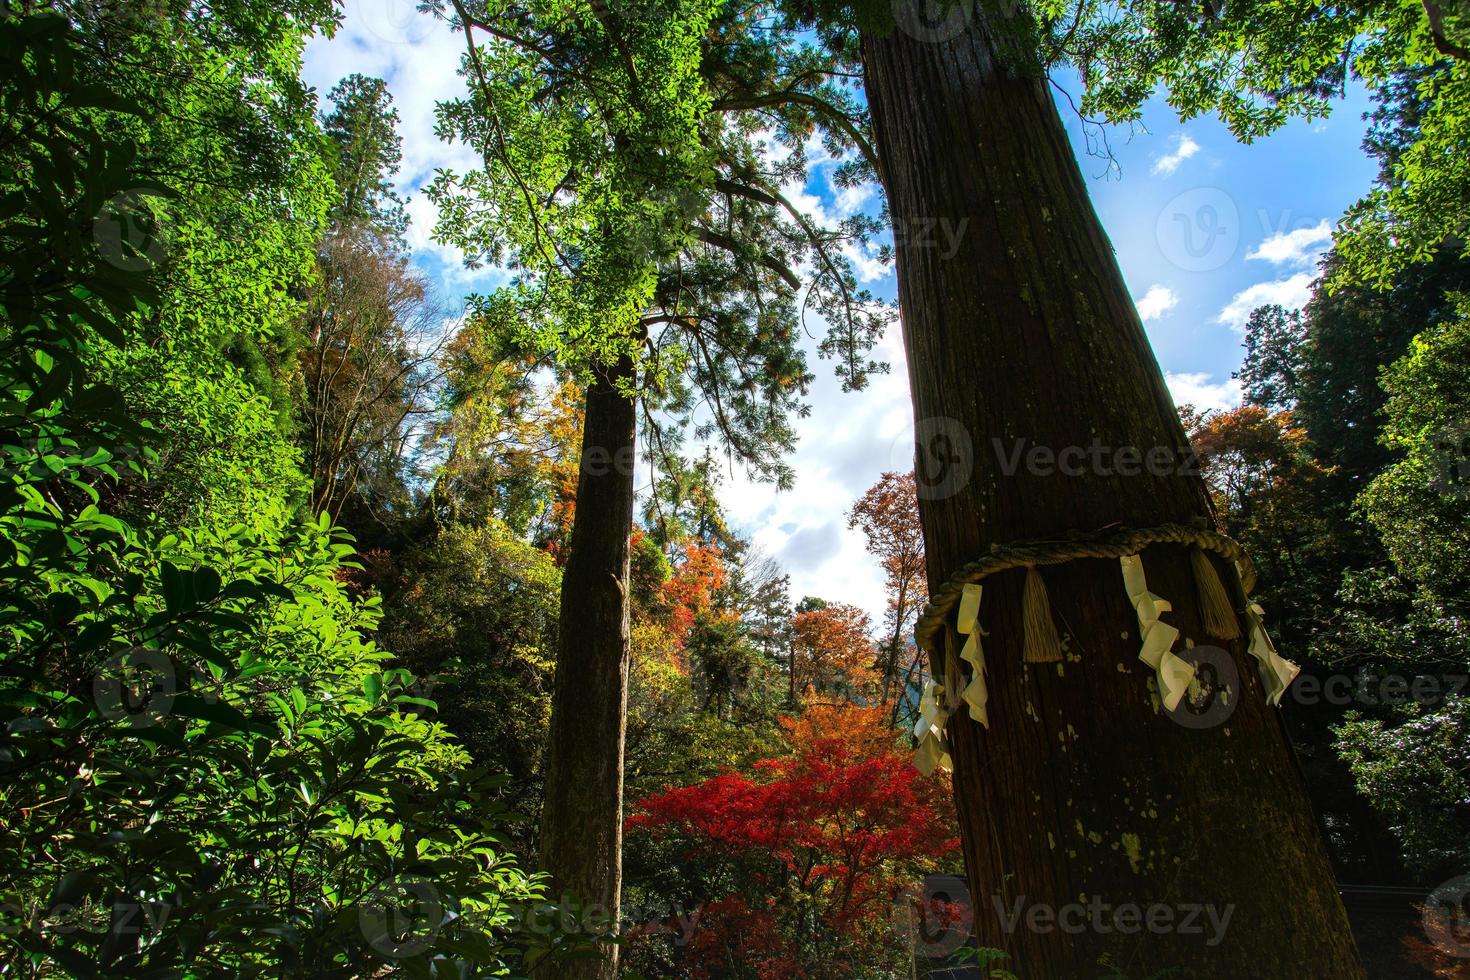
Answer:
1190, 546, 1241, 640
1021, 564, 1063, 663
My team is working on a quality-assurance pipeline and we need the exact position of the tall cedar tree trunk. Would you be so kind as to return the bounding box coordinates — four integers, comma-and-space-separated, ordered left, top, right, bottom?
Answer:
539, 358, 634, 980
860, 14, 1364, 978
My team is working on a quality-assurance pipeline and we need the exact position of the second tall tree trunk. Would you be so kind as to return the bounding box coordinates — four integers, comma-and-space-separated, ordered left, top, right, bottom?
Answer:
539, 358, 635, 980
860, 13, 1363, 978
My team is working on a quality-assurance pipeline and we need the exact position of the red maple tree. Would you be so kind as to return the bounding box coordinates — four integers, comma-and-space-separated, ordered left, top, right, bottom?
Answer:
627, 705, 958, 976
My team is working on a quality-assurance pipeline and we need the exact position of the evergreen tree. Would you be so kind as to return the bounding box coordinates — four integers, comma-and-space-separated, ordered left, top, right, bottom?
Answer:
322, 74, 409, 241
426, 4, 888, 968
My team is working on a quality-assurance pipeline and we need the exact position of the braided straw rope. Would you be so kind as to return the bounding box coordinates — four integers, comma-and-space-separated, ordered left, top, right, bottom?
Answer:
913, 523, 1256, 653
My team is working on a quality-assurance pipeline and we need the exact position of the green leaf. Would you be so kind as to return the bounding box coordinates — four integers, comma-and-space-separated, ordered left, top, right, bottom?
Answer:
172, 694, 254, 732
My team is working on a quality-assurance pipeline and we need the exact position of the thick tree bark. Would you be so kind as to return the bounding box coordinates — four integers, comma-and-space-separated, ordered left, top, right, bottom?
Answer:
860, 15, 1363, 978
539, 358, 635, 980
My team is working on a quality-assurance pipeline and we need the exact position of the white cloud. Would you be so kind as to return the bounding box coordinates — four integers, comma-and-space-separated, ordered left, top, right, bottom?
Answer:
402, 193, 464, 270
842, 242, 889, 284
304, 9, 476, 198
1246, 219, 1333, 266
1165, 372, 1241, 413
1151, 134, 1201, 177
1134, 284, 1179, 321
714, 320, 913, 624
1216, 272, 1314, 331
834, 179, 878, 217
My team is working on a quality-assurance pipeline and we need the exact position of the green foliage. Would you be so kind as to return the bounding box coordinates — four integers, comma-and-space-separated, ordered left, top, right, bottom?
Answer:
324, 74, 410, 241
1222, 170, 1470, 880
0, 12, 564, 975
685, 613, 760, 716
1339, 60, 1470, 287
1360, 297, 1470, 603
99, 346, 310, 529
1334, 696, 1470, 878
43, 0, 342, 530
429, 0, 891, 486
1324, 300, 1470, 878
1232, 247, 1470, 651
1313, 567, 1469, 674
0, 499, 544, 975
1065, 0, 1367, 138
0, 12, 165, 402
1060, 0, 1470, 282
642, 449, 733, 553
380, 521, 562, 838
1265, 250, 1470, 494
431, 0, 720, 355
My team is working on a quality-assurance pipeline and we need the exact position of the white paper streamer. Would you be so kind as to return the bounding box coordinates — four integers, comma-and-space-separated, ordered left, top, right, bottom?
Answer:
912, 678, 952, 775
955, 583, 989, 728
1245, 601, 1299, 705
1120, 554, 1195, 712
914, 729, 951, 776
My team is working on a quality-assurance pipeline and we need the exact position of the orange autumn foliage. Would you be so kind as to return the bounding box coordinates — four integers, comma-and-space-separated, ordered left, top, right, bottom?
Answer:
790, 602, 875, 702
1183, 404, 1330, 525
847, 472, 928, 704
662, 540, 731, 646
779, 703, 896, 761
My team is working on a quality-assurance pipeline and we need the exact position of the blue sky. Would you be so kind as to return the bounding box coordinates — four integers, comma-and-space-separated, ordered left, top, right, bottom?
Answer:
303, 2, 1381, 620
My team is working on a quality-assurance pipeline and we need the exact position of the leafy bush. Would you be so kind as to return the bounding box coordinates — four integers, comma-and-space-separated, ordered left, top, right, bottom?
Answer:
1330, 298, 1470, 880
380, 521, 561, 838
0, 12, 565, 975
1334, 698, 1470, 878
0, 502, 546, 975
